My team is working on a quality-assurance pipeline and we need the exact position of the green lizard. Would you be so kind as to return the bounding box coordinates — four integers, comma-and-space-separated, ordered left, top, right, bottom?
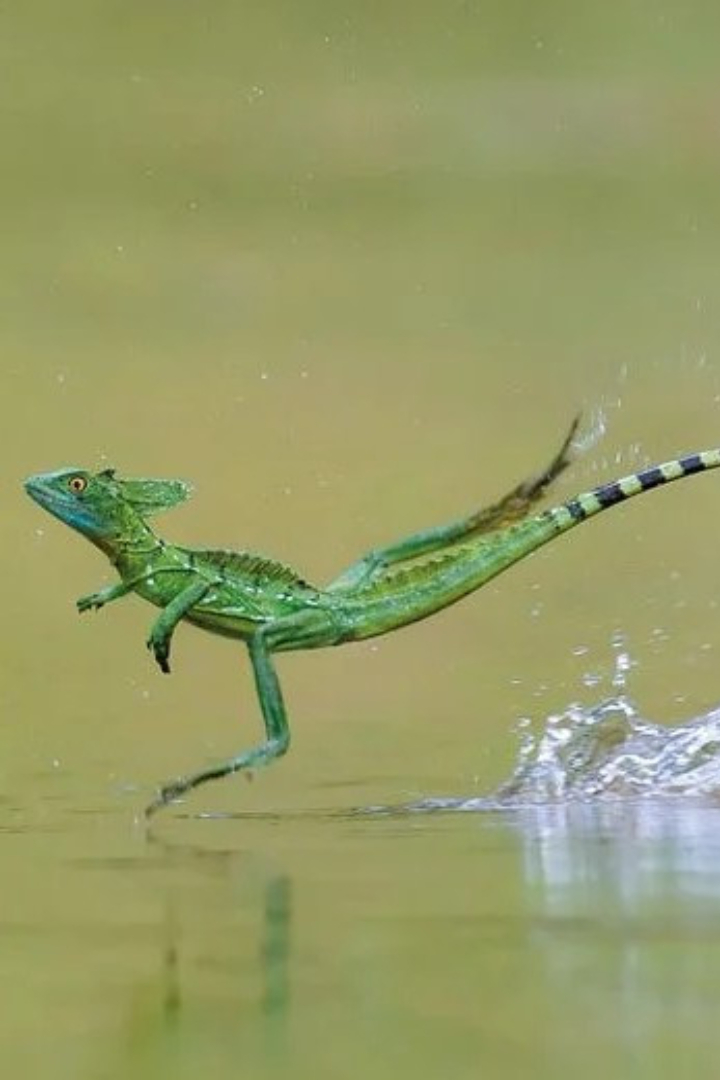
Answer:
24, 419, 720, 815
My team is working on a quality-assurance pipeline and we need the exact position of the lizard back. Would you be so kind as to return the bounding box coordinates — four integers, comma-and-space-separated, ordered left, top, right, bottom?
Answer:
181, 547, 326, 638
188, 548, 317, 592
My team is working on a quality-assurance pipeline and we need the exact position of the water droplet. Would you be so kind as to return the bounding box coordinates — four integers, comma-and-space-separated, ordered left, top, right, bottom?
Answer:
575, 408, 607, 452
582, 671, 602, 688
612, 649, 636, 689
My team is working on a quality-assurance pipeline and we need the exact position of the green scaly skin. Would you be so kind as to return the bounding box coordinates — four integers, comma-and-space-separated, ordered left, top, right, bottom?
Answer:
24, 419, 720, 815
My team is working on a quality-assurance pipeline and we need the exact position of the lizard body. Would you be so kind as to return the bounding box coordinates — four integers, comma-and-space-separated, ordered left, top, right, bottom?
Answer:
25, 421, 720, 815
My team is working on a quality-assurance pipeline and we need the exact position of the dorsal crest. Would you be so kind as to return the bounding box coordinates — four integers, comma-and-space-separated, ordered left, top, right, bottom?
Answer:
193, 549, 317, 592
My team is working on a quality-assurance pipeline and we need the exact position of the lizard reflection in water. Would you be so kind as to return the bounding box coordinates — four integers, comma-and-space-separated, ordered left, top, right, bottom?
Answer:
24, 418, 720, 815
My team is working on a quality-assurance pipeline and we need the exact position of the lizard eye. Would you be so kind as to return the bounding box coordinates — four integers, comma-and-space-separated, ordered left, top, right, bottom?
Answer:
68, 475, 87, 494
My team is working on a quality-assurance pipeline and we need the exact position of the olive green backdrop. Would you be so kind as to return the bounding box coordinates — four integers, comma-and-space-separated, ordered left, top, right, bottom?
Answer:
3, 3, 720, 1077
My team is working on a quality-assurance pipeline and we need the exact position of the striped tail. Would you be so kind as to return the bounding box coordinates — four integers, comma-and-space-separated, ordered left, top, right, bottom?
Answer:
551, 448, 720, 529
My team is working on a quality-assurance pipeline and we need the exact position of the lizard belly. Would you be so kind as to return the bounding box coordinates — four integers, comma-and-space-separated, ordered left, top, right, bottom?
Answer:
185, 607, 262, 640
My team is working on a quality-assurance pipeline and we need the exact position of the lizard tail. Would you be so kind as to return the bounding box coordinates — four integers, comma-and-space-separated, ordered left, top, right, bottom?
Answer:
340, 447, 720, 640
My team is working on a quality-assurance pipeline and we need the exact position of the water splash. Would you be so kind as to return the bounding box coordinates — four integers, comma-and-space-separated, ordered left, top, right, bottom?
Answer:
573, 405, 607, 453
377, 642, 720, 815
383, 696, 720, 817
497, 635, 720, 804
495, 695, 720, 804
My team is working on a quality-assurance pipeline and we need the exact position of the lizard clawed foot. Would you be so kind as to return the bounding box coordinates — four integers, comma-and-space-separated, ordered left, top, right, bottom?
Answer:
145, 776, 191, 817
77, 594, 104, 613
146, 633, 171, 674
144, 757, 256, 817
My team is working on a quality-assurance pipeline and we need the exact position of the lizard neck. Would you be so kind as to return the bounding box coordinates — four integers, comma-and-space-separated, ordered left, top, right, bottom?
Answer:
100, 518, 165, 573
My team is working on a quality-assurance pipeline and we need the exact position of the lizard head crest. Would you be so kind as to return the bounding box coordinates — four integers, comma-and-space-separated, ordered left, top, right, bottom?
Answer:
24, 467, 193, 547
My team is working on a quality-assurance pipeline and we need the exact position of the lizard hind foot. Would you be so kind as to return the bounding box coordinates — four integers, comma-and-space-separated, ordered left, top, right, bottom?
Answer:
144, 777, 190, 818
146, 635, 171, 674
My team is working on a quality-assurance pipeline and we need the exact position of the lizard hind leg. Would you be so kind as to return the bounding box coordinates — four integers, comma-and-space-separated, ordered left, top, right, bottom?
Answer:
464, 412, 581, 535
327, 414, 581, 593
145, 609, 339, 816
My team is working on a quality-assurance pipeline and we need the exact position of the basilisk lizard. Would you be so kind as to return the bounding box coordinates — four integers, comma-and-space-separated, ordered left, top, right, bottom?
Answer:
25, 419, 720, 815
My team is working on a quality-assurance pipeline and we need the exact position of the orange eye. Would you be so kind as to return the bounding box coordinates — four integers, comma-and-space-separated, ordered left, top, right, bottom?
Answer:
68, 475, 87, 494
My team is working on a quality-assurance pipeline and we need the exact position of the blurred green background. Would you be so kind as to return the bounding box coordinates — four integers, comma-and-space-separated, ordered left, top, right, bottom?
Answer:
4, 2, 720, 1077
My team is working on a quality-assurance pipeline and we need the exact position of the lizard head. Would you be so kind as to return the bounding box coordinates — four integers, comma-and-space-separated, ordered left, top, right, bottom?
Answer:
24, 467, 192, 549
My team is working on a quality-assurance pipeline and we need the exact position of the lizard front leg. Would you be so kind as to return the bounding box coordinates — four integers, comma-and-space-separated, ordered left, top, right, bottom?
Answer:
146, 578, 214, 674
78, 566, 193, 613
77, 580, 134, 612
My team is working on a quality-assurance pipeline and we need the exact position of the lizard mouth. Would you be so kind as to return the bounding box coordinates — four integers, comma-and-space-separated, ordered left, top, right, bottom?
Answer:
24, 474, 104, 536
24, 476, 62, 514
